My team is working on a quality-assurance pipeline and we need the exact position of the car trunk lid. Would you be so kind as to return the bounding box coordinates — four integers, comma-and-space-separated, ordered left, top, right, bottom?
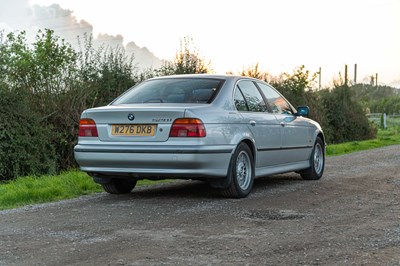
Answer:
84, 105, 187, 142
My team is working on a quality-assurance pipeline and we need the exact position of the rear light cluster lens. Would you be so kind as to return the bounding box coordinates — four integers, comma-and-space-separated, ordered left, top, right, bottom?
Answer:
169, 118, 206, 137
78, 118, 98, 137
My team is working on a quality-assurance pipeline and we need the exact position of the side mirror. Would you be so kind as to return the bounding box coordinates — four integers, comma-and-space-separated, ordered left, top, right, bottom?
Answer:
296, 106, 310, 116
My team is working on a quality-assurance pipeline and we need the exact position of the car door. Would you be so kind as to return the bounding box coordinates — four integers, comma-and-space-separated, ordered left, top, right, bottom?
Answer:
234, 80, 282, 167
256, 82, 312, 164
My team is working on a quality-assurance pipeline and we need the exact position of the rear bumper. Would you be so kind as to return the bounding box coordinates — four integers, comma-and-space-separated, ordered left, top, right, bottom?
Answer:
74, 144, 234, 178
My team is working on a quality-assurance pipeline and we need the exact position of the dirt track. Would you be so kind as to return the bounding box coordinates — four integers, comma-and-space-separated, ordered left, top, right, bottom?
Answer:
1, 145, 400, 265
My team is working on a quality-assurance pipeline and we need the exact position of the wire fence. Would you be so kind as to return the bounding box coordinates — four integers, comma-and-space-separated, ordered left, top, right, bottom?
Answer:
367, 113, 400, 127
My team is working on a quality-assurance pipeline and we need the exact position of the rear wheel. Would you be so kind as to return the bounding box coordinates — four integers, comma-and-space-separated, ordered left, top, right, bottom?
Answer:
101, 178, 137, 194
301, 137, 325, 180
220, 143, 254, 198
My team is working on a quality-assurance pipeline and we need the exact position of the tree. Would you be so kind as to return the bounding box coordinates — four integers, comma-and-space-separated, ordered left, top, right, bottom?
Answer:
239, 63, 270, 81
271, 65, 317, 107
158, 37, 212, 75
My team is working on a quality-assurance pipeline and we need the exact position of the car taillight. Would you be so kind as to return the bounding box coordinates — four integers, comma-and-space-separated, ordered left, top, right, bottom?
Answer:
78, 118, 98, 137
169, 118, 206, 137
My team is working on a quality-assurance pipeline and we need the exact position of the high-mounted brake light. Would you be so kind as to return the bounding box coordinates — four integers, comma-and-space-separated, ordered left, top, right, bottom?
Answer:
78, 118, 98, 137
169, 118, 206, 137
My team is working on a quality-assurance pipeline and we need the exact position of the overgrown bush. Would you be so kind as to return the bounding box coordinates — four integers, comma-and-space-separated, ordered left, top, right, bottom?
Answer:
76, 35, 138, 107
319, 85, 377, 143
0, 87, 56, 180
0, 30, 140, 176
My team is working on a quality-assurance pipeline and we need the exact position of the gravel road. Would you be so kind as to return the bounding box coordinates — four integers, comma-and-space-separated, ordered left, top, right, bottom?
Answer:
1, 145, 400, 266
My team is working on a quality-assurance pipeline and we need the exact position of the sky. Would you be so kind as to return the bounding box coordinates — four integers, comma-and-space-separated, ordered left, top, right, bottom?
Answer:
1, 0, 400, 87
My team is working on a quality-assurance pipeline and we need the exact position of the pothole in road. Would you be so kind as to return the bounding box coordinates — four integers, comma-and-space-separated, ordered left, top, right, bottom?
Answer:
243, 209, 309, 220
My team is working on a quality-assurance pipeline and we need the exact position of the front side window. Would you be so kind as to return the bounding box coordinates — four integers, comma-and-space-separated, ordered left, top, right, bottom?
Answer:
257, 82, 293, 115
236, 80, 267, 112
112, 78, 224, 105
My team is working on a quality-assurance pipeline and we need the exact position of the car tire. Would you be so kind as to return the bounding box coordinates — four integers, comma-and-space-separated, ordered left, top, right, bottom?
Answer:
220, 143, 254, 198
300, 137, 325, 180
102, 178, 137, 194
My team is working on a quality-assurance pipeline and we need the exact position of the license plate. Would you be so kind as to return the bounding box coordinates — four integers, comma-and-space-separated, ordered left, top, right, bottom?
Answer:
111, 124, 157, 136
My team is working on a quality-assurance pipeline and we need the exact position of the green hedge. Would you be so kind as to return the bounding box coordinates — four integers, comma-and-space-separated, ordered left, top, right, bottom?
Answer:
0, 87, 56, 180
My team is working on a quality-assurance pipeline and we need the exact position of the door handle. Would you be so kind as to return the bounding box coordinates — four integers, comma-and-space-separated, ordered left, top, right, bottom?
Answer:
249, 120, 256, 126
280, 122, 285, 127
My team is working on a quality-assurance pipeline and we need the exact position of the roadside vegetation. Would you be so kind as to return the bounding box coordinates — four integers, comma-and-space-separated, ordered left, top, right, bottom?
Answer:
0, 170, 100, 210
0, 171, 170, 211
326, 126, 400, 155
0, 29, 399, 209
1, 29, 383, 181
1, 125, 399, 211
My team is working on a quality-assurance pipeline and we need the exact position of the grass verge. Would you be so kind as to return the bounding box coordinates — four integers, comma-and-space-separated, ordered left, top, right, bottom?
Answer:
0, 170, 169, 211
0, 170, 101, 211
1, 126, 399, 211
326, 126, 400, 156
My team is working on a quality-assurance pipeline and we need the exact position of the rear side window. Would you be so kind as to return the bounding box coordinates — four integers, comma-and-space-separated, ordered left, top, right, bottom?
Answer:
112, 78, 224, 104
234, 88, 248, 111
236, 80, 267, 112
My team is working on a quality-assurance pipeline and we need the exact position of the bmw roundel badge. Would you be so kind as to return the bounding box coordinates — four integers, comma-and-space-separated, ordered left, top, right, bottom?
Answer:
128, 113, 135, 121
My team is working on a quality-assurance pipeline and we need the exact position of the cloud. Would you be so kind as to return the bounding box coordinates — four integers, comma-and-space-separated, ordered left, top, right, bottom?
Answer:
125, 41, 162, 69
30, 4, 93, 47
95, 33, 124, 48
0, 2, 161, 70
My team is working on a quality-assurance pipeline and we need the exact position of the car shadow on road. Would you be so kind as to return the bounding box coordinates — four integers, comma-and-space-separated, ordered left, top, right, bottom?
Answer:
103, 173, 303, 200
114, 180, 216, 200
254, 173, 303, 189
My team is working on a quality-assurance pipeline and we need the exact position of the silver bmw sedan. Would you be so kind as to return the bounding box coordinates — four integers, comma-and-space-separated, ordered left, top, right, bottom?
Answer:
74, 74, 325, 198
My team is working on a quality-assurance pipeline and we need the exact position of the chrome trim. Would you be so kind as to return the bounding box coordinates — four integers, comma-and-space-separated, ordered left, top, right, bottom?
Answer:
257, 145, 313, 152
75, 148, 232, 154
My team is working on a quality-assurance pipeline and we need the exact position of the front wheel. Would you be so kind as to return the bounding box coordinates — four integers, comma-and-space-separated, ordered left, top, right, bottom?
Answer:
219, 143, 254, 198
300, 137, 325, 180
102, 178, 137, 194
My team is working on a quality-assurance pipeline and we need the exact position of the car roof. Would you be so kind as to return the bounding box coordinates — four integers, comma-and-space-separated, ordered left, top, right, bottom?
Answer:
148, 74, 261, 83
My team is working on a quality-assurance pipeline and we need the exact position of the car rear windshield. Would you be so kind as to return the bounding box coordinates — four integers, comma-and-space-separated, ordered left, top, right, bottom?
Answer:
111, 78, 225, 105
